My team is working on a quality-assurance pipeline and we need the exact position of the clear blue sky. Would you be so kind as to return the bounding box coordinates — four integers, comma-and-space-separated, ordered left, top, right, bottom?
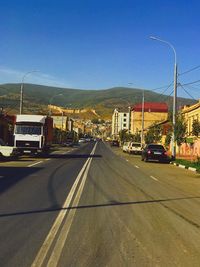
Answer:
0, 0, 199, 99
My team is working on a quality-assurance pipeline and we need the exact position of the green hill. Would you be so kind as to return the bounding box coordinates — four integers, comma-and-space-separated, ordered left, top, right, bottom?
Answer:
0, 83, 197, 119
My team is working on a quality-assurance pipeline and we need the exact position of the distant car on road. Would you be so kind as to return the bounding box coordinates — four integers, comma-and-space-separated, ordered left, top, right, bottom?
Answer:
141, 144, 169, 163
128, 142, 142, 154
78, 138, 86, 143
110, 140, 119, 147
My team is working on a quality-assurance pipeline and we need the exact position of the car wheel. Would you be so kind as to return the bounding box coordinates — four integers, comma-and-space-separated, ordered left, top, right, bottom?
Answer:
141, 157, 144, 161
144, 156, 148, 162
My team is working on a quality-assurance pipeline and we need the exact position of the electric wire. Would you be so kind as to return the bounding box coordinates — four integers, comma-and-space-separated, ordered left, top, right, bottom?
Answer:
156, 82, 173, 101
149, 81, 173, 92
178, 83, 197, 100
179, 65, 200, 76
181, 79, 200, 86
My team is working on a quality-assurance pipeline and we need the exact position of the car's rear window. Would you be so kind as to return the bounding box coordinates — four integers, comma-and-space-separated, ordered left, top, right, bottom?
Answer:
148, 145, 164, 149
131, 143, 141, 147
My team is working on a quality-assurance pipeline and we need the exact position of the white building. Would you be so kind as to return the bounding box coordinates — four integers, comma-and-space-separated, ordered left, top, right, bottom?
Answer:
111, 108, 130, 139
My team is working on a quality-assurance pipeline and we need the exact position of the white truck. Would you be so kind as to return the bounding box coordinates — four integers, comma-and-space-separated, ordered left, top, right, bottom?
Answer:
14, 115, 53, 155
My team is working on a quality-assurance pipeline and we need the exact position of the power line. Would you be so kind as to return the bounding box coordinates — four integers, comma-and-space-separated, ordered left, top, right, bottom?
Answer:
179, 65, 200, 76
149, 82, 173, 92
162, 90, 174, 102
181, 79, 200, 86
157, 82, 173, 100
178, 83, 196, 100
186, 84, 200, 92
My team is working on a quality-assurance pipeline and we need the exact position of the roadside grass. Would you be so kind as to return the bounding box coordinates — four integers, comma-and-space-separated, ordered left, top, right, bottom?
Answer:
174, 158, 200, 172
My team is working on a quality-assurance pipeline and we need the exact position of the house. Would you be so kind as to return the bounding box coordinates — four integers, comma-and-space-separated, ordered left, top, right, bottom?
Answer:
180, 100, 200, 157
181, 100, 200, 137
130, 102, 168, 134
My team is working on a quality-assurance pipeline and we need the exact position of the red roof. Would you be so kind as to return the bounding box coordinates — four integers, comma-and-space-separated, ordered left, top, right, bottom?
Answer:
132, 102, 168, 113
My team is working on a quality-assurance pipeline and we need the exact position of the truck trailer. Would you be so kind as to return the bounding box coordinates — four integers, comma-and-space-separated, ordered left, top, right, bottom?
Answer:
14, 115, 53, 154
0, 114, 18, 158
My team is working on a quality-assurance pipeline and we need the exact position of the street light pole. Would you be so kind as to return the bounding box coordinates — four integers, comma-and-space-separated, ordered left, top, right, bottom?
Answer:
150, 36, 177, 159
141, 90, 145, 146
20, 70, 39, 114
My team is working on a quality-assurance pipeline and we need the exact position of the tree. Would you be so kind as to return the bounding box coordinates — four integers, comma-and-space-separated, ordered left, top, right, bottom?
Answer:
144, 124, 162, 144
118, 129, 132, 143
174, 115, 186, 146
192, 120, 200, 137
144, 129, 155, 144
132, 132, 141, 142
165, 131, 172, 148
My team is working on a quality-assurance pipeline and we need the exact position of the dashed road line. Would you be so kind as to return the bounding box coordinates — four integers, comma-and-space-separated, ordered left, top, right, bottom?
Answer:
45, 158, 51, 161
135, 165, 139, 168
150, 175, 158, 181
28, 161, 43, 167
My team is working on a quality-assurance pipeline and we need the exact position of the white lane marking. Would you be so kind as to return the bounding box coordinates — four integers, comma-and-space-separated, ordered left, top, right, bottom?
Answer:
135, 165, 139, 168
31, 142, 97, 267
31, 158, 90, 267
47, 155, 93, 267
28, 161, 43, 167
45, 158, 51, 161
126, 159, 129, 162
150, 175, 158, 181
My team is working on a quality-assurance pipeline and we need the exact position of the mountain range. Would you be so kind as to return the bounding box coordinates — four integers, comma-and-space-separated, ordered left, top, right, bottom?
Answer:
0, 83, 197, 119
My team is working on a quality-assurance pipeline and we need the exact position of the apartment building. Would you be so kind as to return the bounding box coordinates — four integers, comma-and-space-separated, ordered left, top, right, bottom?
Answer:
112, 108, 130, 138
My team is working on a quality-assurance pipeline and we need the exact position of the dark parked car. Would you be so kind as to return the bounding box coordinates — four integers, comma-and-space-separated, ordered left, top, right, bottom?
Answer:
110, 140, 119, 147
141, 144, 169, 163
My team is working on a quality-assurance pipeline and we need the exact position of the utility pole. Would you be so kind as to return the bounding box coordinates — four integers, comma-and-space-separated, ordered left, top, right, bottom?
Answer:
141, 90, 145, 145
172, 63, 178, 159
19, 82, 24, 115
128, 106, 131, 134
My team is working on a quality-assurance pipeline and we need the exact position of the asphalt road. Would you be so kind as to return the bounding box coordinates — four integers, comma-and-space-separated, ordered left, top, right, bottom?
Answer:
0, 141, 200, 267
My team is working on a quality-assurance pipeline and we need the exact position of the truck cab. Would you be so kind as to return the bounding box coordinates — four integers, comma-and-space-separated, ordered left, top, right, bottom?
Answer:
14, 115, 53, 154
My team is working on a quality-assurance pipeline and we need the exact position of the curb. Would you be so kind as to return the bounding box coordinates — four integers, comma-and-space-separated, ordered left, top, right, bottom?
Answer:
170, 162, 198, 172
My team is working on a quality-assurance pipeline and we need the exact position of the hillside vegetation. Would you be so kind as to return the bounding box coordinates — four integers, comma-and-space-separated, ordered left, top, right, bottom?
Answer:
0, 83, 197, 119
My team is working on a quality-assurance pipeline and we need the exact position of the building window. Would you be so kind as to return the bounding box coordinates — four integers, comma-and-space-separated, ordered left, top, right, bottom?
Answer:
124, 119, 126, 122
124, 113, 127, 117
123, 124, 126, 127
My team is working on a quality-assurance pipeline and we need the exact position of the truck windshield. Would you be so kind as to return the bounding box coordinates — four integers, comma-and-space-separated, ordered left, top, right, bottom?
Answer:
15, 125, 41, 135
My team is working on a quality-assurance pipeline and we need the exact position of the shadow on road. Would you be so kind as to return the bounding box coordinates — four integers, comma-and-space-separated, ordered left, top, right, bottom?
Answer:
0, 166, 42, 194
30, 153, 102, 159
0, 196, 199, 218
51, 154, 102, 159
